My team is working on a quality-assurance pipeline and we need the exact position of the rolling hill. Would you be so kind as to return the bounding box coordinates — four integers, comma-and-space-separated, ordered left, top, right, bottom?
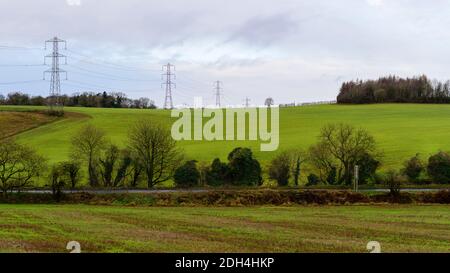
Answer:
1, 103, 450, 170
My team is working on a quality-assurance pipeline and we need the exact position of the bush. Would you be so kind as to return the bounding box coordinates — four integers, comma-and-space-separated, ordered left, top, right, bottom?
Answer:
268, 152, 291, 186
402, 154, 424, 182
206, 158, 230, 186
49, 164, 66, 202
306, 174, 320, 187
355, 152, 380, 184
427, 151, 450, 184
385, 170, 401, 197
227, 148, 262, 186
174, 161, 200, 188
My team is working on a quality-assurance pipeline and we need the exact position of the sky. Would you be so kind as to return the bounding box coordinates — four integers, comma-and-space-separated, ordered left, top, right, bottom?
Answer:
1, 0, 450, 107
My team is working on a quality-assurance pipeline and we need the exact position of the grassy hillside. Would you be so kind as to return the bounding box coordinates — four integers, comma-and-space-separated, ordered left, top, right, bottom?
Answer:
2, 104, 450, 169
0, 204, 448, 253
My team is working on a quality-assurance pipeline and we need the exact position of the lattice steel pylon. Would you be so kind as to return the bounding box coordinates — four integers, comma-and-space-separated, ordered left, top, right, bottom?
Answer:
44, 37, 67, 114
214, 80, 222, 108
162, 63, 176, 109
244, 97, 251, 108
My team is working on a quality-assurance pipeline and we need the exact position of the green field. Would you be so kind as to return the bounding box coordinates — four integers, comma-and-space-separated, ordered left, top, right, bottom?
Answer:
2, 103, 450, 169
0, 204, 448, 253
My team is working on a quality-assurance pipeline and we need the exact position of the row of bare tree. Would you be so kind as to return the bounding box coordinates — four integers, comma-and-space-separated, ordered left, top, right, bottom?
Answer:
268, 123, 380, 187
69, 121, 183, 189
0, 120, 183, 196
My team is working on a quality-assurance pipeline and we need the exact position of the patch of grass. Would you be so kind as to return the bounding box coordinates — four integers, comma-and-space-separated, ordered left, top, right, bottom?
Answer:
0, 204, 448, 253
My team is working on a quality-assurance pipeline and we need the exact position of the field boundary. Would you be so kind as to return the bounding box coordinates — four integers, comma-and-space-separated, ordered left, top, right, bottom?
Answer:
1, 189, 449, 206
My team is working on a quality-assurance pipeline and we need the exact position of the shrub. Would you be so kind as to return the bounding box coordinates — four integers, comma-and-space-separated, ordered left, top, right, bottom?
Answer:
427, 151, 450, 184
174, 161, 200, 188
402, 154, 424, 182
49, 164, 66, 202
268, 152, 291, 186
289, 149, 307, 186
385, 170, 401, 197
355, 152, 380, 184
197, 162, 210, 186
206, 158, 230, 186
306, 174, 320, 187
326, 166, 337, 185
227, 148, 262, 186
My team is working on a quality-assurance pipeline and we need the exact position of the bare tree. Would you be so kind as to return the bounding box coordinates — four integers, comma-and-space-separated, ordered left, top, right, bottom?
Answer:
265, 97, 274, 107
308, 143, 337, 183
60, 161, 82, 190
0, 139, 46, 195
71, 124, 106, 187
128, 120, 183, 188
312, 123, 377, 185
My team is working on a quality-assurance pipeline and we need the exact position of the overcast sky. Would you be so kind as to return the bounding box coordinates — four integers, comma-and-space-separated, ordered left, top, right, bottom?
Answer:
1, 0, 450, 107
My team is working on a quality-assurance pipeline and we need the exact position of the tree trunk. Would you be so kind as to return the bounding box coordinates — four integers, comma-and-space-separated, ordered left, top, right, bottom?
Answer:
293, 159, 300, 186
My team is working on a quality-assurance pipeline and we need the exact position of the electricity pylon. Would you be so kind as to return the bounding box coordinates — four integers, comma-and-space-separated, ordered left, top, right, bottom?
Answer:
44, 37, 67, 114
162, 63, 176, 109
214, 80, 222, 108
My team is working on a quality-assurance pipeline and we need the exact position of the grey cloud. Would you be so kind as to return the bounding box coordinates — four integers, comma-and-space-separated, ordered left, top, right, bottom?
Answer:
226, 13, 299, 47
1, 0, 450, 106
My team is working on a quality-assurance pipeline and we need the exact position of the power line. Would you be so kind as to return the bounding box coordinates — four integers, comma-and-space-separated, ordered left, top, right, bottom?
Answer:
70, 65, 161, 82
162, 63, 175, 109
0, 64, 45, 67
0, 79, 44, 85
67, 49, 161, 72
176, 72, 211, 87
66, 79, 127, 91
65, 80, 160, 94
0, 45, 42, 50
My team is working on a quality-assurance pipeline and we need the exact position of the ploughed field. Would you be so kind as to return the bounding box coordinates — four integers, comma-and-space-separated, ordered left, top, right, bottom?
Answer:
2, 103, 450, 168
0, 204, 448, 253
0, 110, 58, 139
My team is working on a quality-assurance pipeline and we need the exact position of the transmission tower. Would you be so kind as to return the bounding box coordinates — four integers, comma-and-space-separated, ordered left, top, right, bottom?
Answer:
44, 37, 67, 114
244, 97, 251, 108
214, 81, 222, 108
162, 63, 176, 109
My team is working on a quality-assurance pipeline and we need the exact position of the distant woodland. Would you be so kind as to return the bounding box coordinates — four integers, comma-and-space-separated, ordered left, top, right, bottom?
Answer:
0, 91, 156, 109
337, 75, 450, 104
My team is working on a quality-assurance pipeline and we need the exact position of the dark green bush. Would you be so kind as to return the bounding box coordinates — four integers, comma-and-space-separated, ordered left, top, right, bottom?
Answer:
402, 154, 424, 182
306, 174, 320, 187
268, 152, 291, 186
227, 148, 262, 186
174, 160, 200, 188
427, 152, 450, 184
206, 158, 230, 186
354, 152, 380, 184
